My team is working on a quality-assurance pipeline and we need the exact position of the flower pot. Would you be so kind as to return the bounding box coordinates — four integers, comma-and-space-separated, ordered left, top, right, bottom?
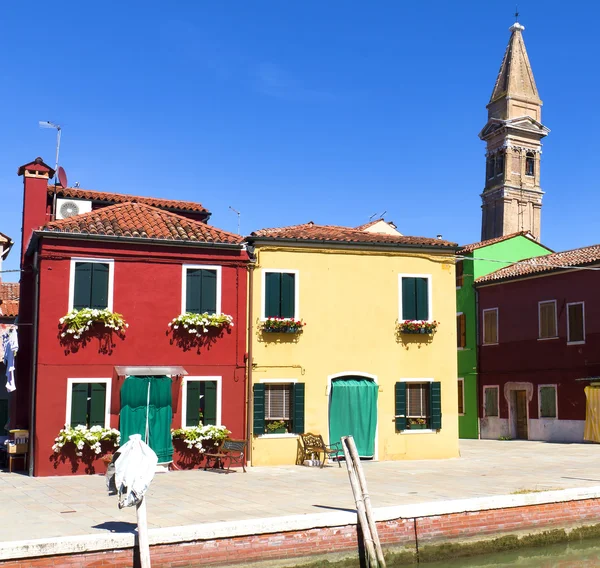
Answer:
407, 423, 428, 430
266, 427, 287, 434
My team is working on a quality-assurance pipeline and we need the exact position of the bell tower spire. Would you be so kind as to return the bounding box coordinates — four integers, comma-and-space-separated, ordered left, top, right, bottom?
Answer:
479, 20, 549, 241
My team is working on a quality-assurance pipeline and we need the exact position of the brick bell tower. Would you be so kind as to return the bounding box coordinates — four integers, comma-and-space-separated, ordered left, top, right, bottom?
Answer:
479, 20, 550, 241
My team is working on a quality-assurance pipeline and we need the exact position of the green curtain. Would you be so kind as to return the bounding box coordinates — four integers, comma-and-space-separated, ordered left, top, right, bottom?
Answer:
120, 376, 173, 463
329, 378, 378, 458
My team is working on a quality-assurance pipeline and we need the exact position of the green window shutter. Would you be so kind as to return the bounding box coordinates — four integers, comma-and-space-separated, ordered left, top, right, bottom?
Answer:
265, 272, 281, 318
91, 263, 109, 309
395, 382, 407, 432
280, 273, 296, 318
415, 277, 429, 321
202, 381, 218, 425
70, 383, 89, 427
200, 270, 217, 314
89, 383, 107, 427
540, 386, 557, 418
430, 382, 442, 430
186, 269, 202, 313
186, 381, 201, 427
253, 384, 265, 435
291, 383, 305, 434
401, 278, 417, 320
73, 262, 93, 309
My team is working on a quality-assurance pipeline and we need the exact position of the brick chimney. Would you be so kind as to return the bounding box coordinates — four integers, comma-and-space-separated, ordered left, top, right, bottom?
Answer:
17, 158, 54, 265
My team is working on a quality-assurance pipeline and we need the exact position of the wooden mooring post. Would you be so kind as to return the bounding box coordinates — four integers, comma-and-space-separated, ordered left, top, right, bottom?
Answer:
341, 436, 386, 568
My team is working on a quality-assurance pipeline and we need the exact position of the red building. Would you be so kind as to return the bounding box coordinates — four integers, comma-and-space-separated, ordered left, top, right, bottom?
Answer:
476, 245, 600, 442
15, 158, 249, 476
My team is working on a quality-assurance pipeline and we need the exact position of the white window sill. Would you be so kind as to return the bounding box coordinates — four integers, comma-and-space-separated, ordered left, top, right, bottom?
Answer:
537, 337, 558, 341
482, 343, 498, 346
401, 429, 436, 435
257, 433, 298, 439
567, 341, 586, 346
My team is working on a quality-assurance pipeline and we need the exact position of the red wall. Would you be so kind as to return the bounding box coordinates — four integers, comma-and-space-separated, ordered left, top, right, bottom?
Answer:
30, 238, 248, 476
478, 269, 600, 421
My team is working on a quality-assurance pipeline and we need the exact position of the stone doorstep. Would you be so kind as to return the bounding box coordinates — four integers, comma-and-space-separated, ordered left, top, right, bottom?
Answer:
2, 485, 600, 562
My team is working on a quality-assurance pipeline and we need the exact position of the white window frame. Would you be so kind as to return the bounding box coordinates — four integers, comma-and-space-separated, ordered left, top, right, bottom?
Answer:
398, 274, 433, 323
257, 378, 298, 438
181, 264, 222, 315
260, 269, 300, 321
567, 301, 586, 345
65, 377, 112, 429
538, 300, 558, 340
457, 378, 465, 416
483, 385, 500, 418
482, 308, 499, 346
399, 378, 435, 435
538, 384, 558, 419
181, 376, 222, 428
68, 257, 115, 312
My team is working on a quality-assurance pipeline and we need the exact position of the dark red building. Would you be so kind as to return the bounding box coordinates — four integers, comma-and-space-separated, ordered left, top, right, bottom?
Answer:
15, 158, 249, 476
476, 245, 600, 443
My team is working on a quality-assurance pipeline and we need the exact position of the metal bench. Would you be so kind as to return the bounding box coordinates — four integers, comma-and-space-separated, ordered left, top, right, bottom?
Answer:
204, 439, 247, 473
300, 433, 342, 468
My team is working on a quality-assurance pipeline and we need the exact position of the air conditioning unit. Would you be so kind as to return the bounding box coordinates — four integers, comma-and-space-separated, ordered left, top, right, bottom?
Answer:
56, 198, 93, 220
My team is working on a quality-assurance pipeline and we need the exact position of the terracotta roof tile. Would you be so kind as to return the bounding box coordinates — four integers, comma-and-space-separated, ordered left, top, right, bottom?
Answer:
49, 186, 209, 215
459, 231, 552, 253
250, 222, 456, 248
41, 202, 243, 245
0, 283, 19, 318
476, 244, 600, 284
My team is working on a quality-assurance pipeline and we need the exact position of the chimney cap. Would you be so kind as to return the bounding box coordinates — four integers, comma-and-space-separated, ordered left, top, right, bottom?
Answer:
17, 157, 55, 177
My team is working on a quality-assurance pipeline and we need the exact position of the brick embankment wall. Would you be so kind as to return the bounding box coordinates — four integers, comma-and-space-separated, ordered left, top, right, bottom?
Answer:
3, 494, 600, 568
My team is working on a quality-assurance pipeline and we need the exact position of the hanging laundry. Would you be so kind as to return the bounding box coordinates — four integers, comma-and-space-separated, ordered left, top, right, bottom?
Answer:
2, 327, 18, 392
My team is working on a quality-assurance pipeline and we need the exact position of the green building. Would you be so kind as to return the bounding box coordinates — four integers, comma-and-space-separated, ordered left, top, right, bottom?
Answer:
456, 232, 552, 439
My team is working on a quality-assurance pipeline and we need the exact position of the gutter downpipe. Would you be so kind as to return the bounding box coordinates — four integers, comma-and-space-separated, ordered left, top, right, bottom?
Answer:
474, 281, 481, 440
245, 251, 256, 466
28, 250, 41, 477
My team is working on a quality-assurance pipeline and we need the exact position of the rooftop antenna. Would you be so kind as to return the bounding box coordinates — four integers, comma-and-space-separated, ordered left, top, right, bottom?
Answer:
39, 121, 61, 172
368, 210, 387, 222
229, 206, 241, 235
514, 5, 519, 22
39, 121, 64, 219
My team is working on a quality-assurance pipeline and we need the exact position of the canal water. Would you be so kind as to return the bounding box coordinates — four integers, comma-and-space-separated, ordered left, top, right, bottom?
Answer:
412, 538, 600, 567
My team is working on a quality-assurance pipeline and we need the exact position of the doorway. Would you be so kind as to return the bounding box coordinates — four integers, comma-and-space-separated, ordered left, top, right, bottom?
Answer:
120, 376, 173, 463
511, 389, 528, 440
329, 377, 378, 458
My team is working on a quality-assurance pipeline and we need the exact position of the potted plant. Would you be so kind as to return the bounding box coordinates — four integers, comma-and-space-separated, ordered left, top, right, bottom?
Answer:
262, 318, 305, 334
407, 417, 428, 430
398, 320, 439, 335
52, 425, 121, 457
265, 420, 288, 434
59, 308, 128, 341
168, 313, 234, 335
171, 424, 231, 452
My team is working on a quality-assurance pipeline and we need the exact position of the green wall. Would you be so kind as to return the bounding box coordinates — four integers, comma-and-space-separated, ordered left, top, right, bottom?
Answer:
457, 235, 551, 439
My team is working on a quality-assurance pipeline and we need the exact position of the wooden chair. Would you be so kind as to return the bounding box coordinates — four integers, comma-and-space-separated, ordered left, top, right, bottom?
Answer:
204, 439, 247, 473
300, 433, 342, 468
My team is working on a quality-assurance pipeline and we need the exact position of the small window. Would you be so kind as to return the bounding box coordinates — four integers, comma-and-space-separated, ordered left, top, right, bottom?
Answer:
486, 156, 494, 180
456, 260, 464, 288
539, 386, 557, 418
400, 276, 430, 321
484, 386, 499, 417
495, 153, 505, 176
395, 381, 442, 431
407, 382, 430, 429
457, 313, 466, 348
253, 382, 305, 435
69, 382, 108, 428
185, 380, 218, 427
538, 301, 557, 339
482, 308, 498, 345
458, 379, 465, 415
72, 261, 111, 310
567, 302, 585, 343
525, 152, 535, 176
185, 267, 219, 314
264, 271, 297, 319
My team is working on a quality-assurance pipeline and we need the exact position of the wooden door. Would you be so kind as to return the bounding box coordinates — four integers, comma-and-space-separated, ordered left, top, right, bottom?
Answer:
515, 390, 528, 440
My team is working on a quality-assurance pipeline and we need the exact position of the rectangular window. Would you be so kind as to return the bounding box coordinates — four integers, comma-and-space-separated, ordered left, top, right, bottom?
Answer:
458, 378, 465, 415
264, 271, 297, 319
185, 380, 218, 427
71, 260, 113, 310
483, 386, 499, 417
68, 380, 109, 428
456, 261, 464, 288
395, 381, 441, 431
184, 267, 219, 314
482, 308, 498, 345
400, 275, 431, 321
539, 385, 557, 419
538, 300, 557, 339
567, 302, 585, 344
457, 313, 466, 348
253, 382, 305, 435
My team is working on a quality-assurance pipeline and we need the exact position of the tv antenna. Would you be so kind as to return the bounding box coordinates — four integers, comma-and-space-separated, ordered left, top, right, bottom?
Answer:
229, 206, 241, 235
39, 121, 62, 172
369, 210, 387, 222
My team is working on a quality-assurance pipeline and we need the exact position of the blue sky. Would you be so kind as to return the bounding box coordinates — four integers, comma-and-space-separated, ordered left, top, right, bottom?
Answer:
1, 1, 598, 281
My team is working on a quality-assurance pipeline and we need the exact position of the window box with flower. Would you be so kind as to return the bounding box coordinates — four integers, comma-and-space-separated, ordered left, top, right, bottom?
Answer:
171, 424, 231, 453
168, 312, 234, 335
59, 308, 128, 340
262, 318, 305, 334
398, 320, 439, 335
52, 425, 121, 457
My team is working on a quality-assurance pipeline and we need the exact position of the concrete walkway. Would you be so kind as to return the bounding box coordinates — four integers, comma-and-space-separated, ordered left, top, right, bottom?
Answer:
2, 439, 600, 543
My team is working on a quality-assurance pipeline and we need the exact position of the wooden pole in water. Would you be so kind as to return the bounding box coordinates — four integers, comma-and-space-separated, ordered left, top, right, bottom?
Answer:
136, 497, 151, 568
345, 436, 386, 567
342, 436, 377, 568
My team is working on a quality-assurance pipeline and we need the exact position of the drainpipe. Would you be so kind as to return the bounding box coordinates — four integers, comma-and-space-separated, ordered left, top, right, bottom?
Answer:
475, 285, 481, 440
245, 252, 256, 465
28, 250, 41, 477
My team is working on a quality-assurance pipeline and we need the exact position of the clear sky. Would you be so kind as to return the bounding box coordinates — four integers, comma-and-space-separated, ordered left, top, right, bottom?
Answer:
1, 1, 598, 281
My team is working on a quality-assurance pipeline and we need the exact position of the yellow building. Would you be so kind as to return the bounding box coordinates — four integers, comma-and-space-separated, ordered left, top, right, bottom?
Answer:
246, 221, 459, 466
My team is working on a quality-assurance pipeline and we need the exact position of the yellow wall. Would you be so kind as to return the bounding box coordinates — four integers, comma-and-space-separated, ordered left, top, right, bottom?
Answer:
250, 244, 459, 466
